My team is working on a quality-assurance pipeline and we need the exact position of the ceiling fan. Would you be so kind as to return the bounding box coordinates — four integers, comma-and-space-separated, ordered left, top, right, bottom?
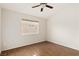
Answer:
32, 3, 53, 12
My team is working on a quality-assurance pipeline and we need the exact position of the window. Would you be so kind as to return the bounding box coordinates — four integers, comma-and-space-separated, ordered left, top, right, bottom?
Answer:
21, 19, 39, 35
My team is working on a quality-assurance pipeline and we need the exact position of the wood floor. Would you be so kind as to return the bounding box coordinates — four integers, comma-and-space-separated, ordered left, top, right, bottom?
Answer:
1, 41, 79, 56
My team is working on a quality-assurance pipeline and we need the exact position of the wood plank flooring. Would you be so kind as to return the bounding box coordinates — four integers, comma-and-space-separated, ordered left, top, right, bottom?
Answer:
1, 41, 79, 56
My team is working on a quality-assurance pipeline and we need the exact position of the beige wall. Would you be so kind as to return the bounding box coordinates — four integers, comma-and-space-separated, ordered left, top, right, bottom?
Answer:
47, 4, 79, 50
2, 9, 46, 50
0, 8, 1, 53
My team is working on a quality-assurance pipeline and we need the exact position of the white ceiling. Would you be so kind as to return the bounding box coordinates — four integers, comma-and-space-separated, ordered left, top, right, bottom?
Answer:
0, 3, 55, 19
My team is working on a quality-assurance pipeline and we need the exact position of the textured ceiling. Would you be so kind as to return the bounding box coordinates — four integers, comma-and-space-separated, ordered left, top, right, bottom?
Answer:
0, 3, 56, 19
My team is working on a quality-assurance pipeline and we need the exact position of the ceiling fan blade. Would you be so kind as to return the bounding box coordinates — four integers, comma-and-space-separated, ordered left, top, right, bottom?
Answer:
41, 8, 43, 12
32, 5, 40, 8
46, 5, 53, 9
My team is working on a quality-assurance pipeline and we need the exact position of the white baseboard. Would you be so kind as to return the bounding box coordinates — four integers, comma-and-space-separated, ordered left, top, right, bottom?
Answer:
47, 40, 79, 51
